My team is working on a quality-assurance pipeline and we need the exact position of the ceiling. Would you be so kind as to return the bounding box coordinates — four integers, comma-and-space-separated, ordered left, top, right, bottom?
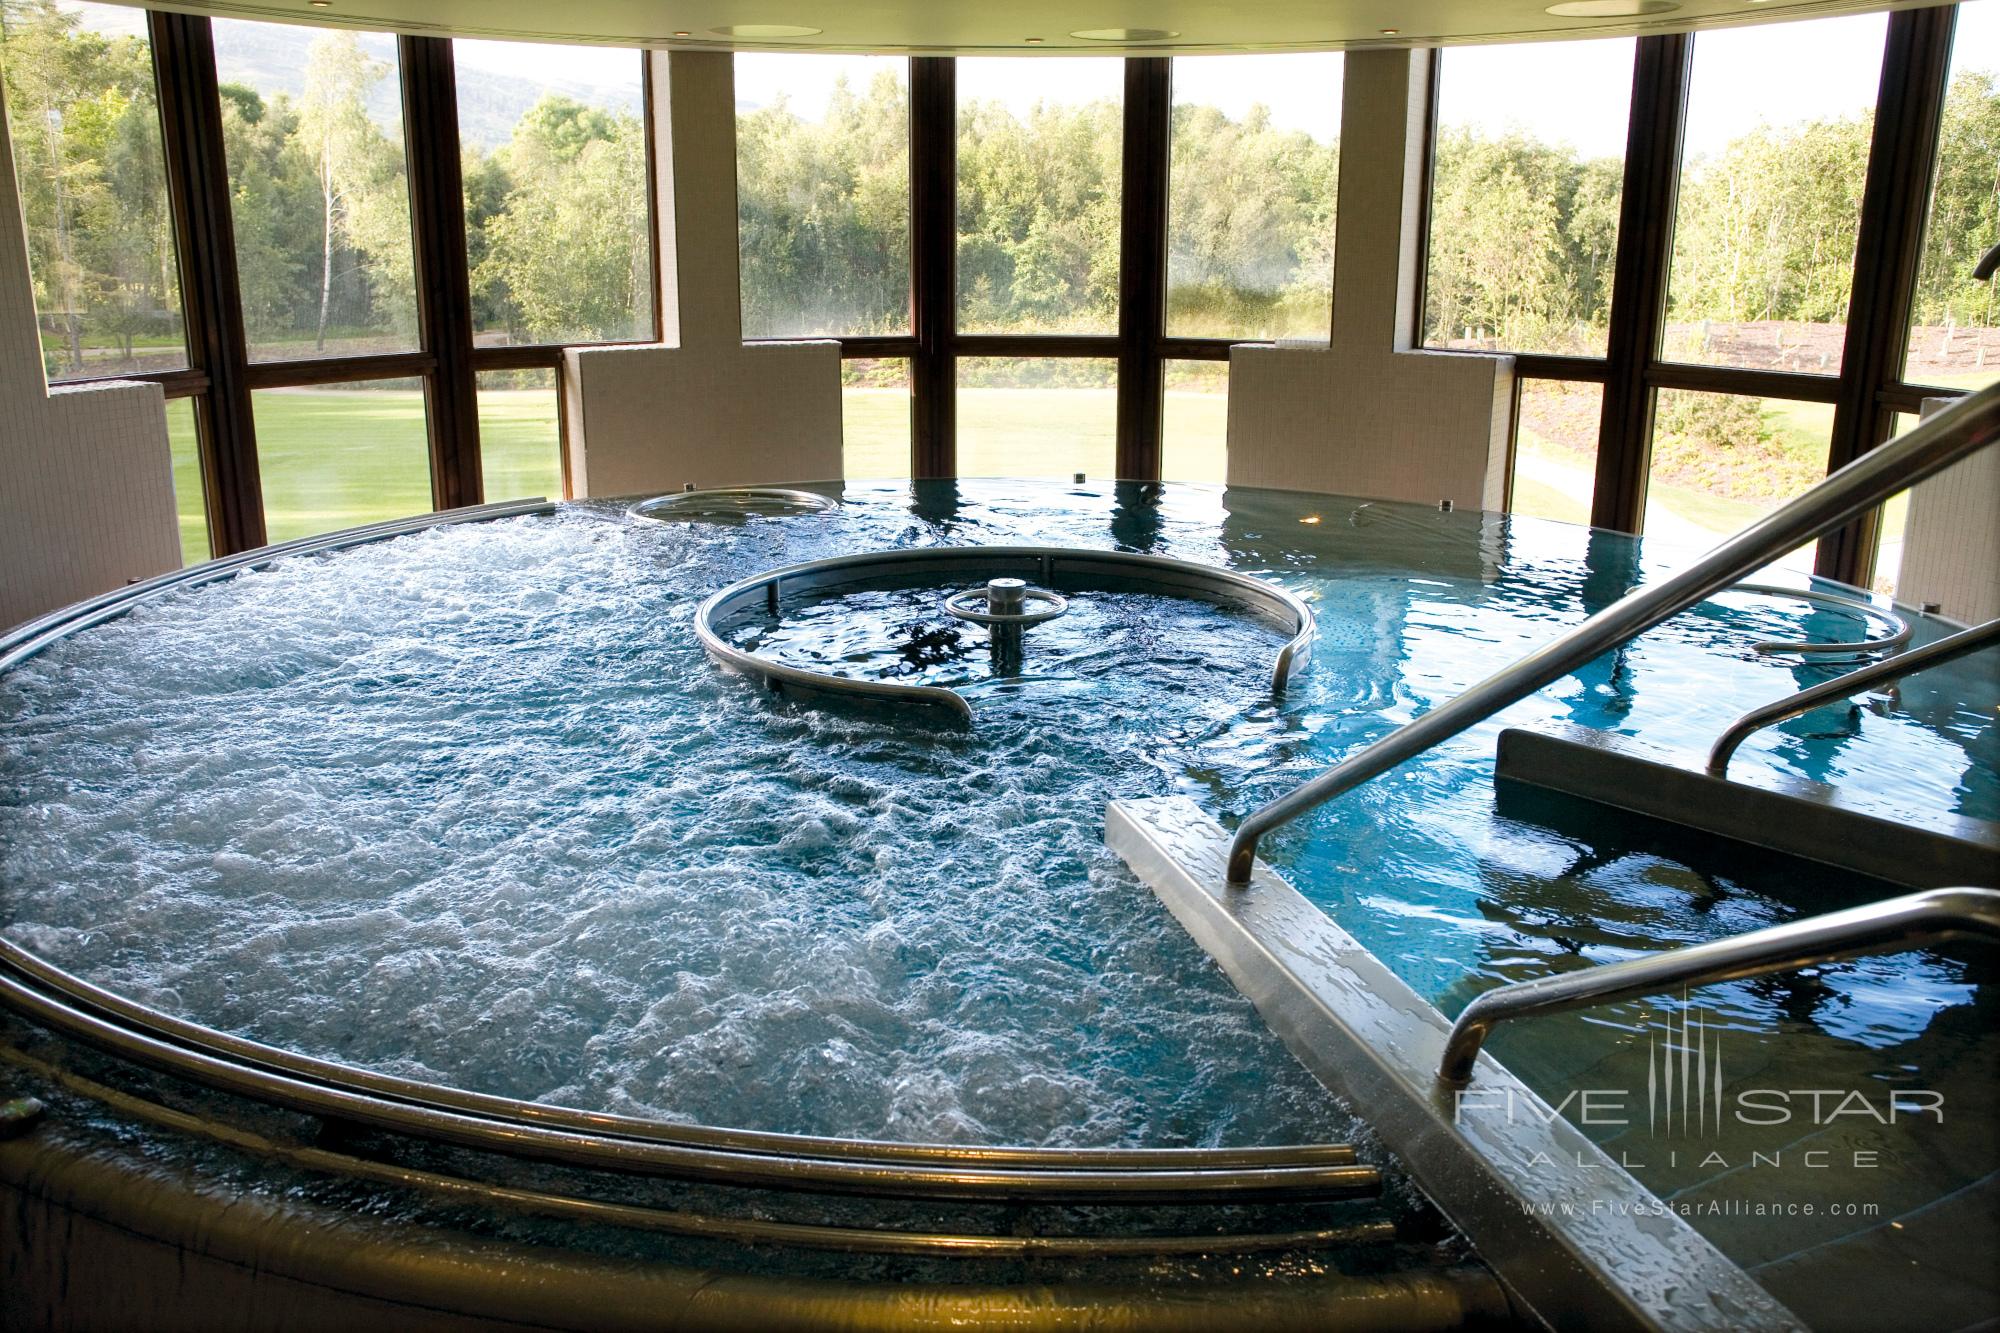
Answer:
122, 0, 1934, 54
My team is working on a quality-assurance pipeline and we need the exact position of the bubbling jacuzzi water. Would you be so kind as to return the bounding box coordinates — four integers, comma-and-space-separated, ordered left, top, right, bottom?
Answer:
2, 480, 1995, 1161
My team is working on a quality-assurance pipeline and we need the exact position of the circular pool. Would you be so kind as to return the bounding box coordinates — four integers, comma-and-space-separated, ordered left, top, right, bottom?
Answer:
1, 478, 1993, 1329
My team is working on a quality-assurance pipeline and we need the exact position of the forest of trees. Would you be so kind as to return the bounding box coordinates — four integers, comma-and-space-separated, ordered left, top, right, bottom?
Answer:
1, 0, 179, 371
2, 0, 651, 375
6, 0, 1997, 474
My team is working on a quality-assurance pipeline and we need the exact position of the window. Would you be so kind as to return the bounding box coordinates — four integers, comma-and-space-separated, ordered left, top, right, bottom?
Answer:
1871, 413, 1921, 597
477, 368, 561, 502
1423, 38, 1632, 357
1662, 14, 1888, 374
454, 39, 654, 347
1167, 54, 1341, 341
211, 19, 419, 363
252, 379, 430, 542
736, 54, 910, 339
1905, 0, 2000, 392
1511, 380, 1603, 526
842, 358, 910, 479
957, 58, 1123, 335
957, 358, 1115, 479
1161, 360, 1226, 483
164, 396, 208, 563
0, 0, 185, 382
1645, 389, 1830, 571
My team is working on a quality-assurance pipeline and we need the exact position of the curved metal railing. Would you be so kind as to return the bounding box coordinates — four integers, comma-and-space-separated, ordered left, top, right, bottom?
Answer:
1709, 616, 2000, 775
696, 545, 1317, 722
1727, 582, 1911, 656
1438, 888, 2000, 1084
1223, 380, 2000, 884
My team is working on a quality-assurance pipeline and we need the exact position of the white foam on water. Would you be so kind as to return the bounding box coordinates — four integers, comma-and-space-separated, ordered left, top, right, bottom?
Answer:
0, 508, 1350, 1147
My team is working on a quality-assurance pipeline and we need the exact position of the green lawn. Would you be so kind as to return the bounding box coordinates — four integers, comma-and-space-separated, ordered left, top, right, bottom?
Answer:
165, 382, 1894, 577
845, 386, 1229, 482
167, 387, 562, 563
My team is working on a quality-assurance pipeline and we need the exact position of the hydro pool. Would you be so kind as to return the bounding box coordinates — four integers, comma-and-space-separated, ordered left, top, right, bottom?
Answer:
1, 478, 1994, 1330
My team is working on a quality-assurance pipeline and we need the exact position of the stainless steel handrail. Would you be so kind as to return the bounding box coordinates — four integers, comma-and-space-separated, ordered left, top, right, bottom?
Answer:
1728, 582, 1911, 656
1709, 617, 2000, 775
1223, 380, 2000, 883
1438, 888, 2000, 1084
1, 1045, 1396, 1261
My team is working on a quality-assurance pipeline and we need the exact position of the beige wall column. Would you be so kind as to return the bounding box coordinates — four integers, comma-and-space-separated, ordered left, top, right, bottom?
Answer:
562, 50, 841, 498
0, 94, 181, 632
1895, 396, 2000, 622
1225, 48, 1513, 510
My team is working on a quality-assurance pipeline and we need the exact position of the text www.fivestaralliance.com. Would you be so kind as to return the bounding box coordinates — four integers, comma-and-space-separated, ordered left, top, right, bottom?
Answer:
1520, 1200, 1881, 1219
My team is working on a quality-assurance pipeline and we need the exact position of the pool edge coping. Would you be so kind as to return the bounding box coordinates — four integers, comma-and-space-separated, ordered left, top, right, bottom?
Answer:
1106, 793, 1805, 1333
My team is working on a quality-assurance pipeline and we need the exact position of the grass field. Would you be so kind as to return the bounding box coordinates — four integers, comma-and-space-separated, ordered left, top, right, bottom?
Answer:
843, 388, 1229, 482
167, 387, 562, 563
165, 383, 1892, 582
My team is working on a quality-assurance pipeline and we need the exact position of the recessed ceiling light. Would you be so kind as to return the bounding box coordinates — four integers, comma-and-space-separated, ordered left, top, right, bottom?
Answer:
1379, 27, 1399, 34
1025, 36, 1044, 43
1068, 27, 1179, 41
673, 30, 692, 37
709, 23, 823, 38
1545, 0, 1678, 14
308, 1, 332, 7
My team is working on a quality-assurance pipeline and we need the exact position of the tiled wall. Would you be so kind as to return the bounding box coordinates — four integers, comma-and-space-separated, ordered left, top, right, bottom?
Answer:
564, 52, 842, 497
0, 94, 181, 632
1224, 49, 1512, 511
1901, 398, 2000, 623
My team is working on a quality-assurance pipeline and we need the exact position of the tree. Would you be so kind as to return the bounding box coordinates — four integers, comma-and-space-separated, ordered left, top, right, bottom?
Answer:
294, 31, 391, 351
1911, 70, 2000, 343
475, 94, 652, 342
2, 0, 182, 375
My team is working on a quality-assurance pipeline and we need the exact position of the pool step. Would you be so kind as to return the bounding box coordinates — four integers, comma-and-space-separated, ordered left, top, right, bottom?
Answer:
1493, 723, 2000, 889
1105, 794, 1805, 1333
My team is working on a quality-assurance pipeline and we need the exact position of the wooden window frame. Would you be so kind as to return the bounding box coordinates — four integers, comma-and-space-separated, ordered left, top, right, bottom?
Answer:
1417, 9, 1966, 588
74, 17, 665, 556
38, 12, 1977, 575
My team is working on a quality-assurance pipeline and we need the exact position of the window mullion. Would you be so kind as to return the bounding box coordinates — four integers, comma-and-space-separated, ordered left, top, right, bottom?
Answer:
1592, 32, 1690, 535
1115, 57, 1170, 482
909, 56, 956, 478
1816, 4, 1957, 587
148, 10, 264, 554
398, 34, 482, 512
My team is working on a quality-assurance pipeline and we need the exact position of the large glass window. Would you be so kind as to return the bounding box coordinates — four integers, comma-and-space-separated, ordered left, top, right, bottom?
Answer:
0, 0, 185, 382
736, 54, 910, 339
1511, 380, 1603, 526
1423, 38, 1632, 357
454, 40, 653, 347
1167, 54, 1341, 341
164, 396, 208, 563
1905, 0, 2000, 392
956, 58, 1122, 335
1662, 14, 1888, 374
477, 368, 561, 502
957, 358, 1115, 479
212, 19, 418, 363
1161, 360, 1226, 483
1645, 389, 1830, 571
842, 358, 910, 479
252, 378, 430, 541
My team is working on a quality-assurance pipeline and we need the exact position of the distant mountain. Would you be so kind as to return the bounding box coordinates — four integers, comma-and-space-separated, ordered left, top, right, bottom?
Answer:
197, 21, 640, 152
